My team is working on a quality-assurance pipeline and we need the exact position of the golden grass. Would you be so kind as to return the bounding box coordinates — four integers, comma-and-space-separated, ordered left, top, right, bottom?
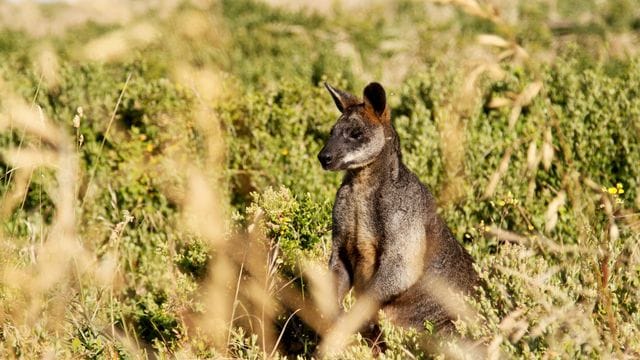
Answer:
0, 0, 639, 358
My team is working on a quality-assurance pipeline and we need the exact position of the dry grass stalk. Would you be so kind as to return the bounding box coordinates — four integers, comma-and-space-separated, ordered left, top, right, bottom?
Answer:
487, 226, 594, 255
433, 0, 502, 25
82, 22, 158, 61
483, 145, 514, 199
0, 1, 637, 357
526, 140, 539, 172
496, 264, 601, 343
440, 62, 503, 203
81, 73, 132, 207
498, 308, 527, 342
0, 166, 32, 219
477, 34, 510, 48
508, 81, 543, 130
303, 261, 340, 322
541, 128, 554, 171
477, 33, 530, 62
181, 167, 235, 351
0, 99, 63, 148
486, 96, 511, 109
0, 87, 95, 347
35, 45, 60, 88
318, 295, 378, 356
544, 191, 566, 233
437, 106, 467, 203
462, 62, 505, 98
317, 274, 481, 357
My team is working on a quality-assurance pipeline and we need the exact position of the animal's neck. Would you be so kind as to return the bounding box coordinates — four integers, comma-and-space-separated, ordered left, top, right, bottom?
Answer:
347, 130, 402, 188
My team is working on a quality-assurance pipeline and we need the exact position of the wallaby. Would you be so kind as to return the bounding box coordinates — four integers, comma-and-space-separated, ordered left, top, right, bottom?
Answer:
317, 82, 479, 342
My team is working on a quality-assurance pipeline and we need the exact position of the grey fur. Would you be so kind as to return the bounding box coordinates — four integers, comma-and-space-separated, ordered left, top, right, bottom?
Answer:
318, 82, 479, 334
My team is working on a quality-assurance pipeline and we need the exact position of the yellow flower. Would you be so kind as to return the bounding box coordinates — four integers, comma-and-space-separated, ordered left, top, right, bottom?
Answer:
607, 187, 617, 195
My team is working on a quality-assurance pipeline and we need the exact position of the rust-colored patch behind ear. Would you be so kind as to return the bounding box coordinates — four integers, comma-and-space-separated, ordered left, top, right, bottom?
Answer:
362, 82, 390, 125
379, 107, 391, 125
362, 103, 390, 126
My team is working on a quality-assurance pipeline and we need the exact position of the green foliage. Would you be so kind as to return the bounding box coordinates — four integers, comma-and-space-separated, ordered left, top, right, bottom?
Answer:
393, 70, 448, 188
219, 81, 342, 207
546, 59, 640, 195
223, 58, 640, 359
175, 237, 210, 280
247, 187, 331, 272
0, 57, 204, 355
1, 0, 640, 358
227, 327, 271, 360
220, 0, 355, 87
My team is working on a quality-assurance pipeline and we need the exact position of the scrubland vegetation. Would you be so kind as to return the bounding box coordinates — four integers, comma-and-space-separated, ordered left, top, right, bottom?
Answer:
0, 0, 639, 358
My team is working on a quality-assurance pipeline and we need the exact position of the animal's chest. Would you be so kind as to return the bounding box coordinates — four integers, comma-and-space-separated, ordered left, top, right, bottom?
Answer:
337, 185, 381, 292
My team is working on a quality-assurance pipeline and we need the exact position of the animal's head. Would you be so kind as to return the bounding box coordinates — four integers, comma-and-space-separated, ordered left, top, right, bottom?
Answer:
318, 82, 391, 171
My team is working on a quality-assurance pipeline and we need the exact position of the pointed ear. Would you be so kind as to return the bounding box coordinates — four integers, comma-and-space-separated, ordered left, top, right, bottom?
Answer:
363, 82, 386, 117
324, 82, 357, 113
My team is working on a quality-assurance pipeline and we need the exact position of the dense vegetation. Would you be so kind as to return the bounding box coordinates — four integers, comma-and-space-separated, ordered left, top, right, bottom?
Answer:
0, 0, 639, 358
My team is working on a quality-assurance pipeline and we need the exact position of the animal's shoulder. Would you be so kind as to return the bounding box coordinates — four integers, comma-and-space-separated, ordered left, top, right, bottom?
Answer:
332, 181, 359, 221
380, 168, 431, 208
333, 181, 353, 208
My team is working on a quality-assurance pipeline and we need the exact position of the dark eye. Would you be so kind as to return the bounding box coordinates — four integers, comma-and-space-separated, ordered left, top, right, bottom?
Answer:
349, 129, 363, 140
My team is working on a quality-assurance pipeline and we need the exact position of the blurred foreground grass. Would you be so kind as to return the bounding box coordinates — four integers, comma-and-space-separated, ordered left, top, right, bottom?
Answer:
0, 0, 639, 358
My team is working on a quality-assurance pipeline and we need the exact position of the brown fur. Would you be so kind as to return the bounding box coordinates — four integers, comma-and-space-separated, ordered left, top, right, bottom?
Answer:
318, 82, 479, 341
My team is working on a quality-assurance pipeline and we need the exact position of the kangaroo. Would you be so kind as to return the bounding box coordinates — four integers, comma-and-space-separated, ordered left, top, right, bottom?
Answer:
317, 82, 479, 341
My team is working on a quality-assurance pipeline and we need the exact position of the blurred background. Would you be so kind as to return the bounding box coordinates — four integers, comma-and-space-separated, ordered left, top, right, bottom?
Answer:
0, 0, 639, 358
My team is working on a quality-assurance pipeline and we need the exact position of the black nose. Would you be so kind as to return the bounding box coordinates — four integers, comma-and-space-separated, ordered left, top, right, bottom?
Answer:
318, 152, 332, 168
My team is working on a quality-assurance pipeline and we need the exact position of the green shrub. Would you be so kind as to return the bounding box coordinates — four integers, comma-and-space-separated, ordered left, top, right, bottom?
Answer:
247, 187, 331, 272
1, 0, 639, 358
219, 81, 343, 209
